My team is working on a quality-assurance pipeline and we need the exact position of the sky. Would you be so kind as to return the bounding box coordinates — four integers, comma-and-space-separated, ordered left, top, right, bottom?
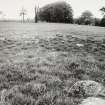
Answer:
0, 0, 105, 20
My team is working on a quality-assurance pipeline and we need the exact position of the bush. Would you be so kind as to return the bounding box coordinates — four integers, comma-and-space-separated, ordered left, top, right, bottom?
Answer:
75, 17, 94, 25
100, 17, 105, 27
94, 18, 101, 26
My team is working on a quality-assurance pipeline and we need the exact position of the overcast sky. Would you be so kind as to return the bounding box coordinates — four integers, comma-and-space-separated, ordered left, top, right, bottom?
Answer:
0, 0, 105, 19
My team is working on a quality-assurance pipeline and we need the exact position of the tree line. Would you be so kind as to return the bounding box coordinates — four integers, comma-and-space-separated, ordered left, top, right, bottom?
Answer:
0, 1, 105, 27
37, 1, 105, 27
74, 7, 105, 27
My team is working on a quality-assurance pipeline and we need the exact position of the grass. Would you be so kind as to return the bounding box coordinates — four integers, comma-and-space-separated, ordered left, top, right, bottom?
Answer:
0, 22, 105, 105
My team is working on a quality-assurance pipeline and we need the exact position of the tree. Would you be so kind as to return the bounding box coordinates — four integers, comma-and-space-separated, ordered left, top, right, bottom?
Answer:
82, 10, 93, 18
100, 7, 105, 27
100, 18, 105, 27
75, 11, 94, 25
80, 10, 94, 25
20, 8, 27, 23
34, 5, 39, 23
100, 7, 105, 16
38, 1, 73, 23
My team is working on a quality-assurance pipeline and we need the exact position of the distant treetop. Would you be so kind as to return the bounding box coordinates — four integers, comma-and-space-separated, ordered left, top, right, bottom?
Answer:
81, 10, 93, 18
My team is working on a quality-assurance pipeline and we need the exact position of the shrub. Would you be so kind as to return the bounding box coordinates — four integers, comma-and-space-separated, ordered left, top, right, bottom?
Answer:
94, 18, 101, 26
100, 17, 105, 27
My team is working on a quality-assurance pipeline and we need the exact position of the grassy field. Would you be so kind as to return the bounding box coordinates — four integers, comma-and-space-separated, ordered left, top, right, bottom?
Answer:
0, 22, 105, 105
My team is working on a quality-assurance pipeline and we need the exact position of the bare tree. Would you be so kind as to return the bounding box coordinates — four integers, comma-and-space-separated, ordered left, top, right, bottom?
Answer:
20, 8, 27, 23
100, 7, 105, 16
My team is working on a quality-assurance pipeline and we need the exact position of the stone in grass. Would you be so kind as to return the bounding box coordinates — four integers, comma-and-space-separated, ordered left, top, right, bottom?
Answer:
68, 80, 104, 97
76, 44, 84, 47
80, 97, 105, 105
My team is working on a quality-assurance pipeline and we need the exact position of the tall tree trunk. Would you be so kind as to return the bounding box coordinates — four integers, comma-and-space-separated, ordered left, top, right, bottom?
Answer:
34, 6, 38, 23
23, 14, 25, 23
35, 14, 38, 23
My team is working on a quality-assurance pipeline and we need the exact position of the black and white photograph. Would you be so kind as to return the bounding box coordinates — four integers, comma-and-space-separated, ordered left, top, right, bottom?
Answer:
0, 0, 105, 105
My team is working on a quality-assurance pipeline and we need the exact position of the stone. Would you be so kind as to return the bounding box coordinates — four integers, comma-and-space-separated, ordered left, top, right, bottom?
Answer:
68, 80, 104, 97
80, 97, 105, 105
